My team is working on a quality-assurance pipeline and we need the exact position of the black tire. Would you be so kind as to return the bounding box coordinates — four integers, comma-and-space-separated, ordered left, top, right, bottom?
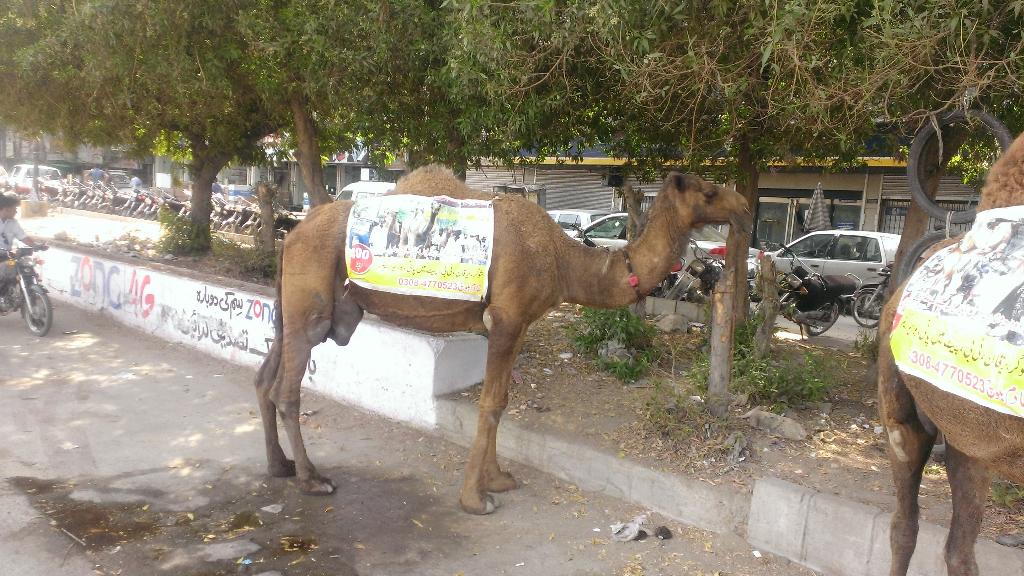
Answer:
21, 285, 53, 337
907, 110, 1013, 225
852, 289, 881, 328
804, 302, 840, 337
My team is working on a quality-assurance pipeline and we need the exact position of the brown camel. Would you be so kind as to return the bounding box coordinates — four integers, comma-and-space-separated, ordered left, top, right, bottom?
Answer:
254, 164, 748, 514
879, 132, 1024, 575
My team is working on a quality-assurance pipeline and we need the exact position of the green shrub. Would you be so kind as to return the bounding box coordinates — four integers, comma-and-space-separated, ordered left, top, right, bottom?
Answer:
854, 329, 880, 360
568, 307, 658, 382
157, 207, 211, 255
991, 480, 1024, 509
211, 237, 277, 280
690, 315, 831, 408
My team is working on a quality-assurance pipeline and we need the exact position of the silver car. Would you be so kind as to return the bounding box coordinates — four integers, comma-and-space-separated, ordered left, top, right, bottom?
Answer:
769, 230, 901, 286
579, 213, 755, 269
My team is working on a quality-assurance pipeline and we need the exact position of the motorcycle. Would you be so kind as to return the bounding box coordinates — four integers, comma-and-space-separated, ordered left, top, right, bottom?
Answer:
654, 239, 723, 302
851, 263, 893, 329
0, 246, 53, 336
775, 246, 861, 337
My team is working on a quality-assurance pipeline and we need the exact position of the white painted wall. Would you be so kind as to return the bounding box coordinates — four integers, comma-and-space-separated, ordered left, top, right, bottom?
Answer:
39, 247, 487, 428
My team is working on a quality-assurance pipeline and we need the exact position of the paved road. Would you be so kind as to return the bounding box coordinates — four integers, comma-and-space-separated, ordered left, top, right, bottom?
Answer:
1, 305, 816, 576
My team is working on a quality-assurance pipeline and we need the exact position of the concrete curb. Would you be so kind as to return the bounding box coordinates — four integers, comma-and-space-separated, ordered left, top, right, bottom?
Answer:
436, 399, 1024, 576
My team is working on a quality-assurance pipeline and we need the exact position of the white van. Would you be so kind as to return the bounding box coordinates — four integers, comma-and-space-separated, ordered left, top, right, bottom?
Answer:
336, 181, 395, 202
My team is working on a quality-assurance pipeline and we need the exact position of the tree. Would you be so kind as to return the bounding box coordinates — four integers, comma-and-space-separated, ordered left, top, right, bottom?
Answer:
859, 2, 1024, 271
0, 0, 286, 251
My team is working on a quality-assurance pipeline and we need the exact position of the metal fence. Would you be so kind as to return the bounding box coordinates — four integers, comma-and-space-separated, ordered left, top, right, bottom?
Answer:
879, 199, 978, 236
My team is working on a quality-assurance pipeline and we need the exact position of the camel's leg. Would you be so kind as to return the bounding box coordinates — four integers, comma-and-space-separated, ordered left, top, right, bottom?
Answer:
254, 336, 294, 477
459, 310, 526, 514
272, 324, 336, 494
943, 444, 990, 576
879, 340, 936, 576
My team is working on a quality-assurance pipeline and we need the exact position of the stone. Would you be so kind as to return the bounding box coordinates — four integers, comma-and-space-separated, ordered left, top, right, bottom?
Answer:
655, 314, 687, 333
598, 340, 629, 361
996, 533, 1024, 548
196, 539, 261, 562
741, 408, 808, 440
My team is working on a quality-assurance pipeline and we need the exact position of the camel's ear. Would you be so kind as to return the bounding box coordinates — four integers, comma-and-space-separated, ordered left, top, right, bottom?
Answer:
670, 173, 686, 193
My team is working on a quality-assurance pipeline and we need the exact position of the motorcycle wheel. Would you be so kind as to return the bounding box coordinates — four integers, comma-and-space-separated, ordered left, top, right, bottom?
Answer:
22, 285, 53, 337
804, 302, 839, 337
852, 289, 881, 329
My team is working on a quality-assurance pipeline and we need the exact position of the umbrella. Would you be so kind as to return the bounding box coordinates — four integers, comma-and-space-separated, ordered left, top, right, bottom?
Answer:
803, 182, 831, 233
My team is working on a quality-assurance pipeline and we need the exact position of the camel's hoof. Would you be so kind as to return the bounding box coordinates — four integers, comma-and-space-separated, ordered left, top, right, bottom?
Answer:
268, 458, 297, 478
298, 475, 337, 495
460, 492, 500, 515
485, 471, 518, 493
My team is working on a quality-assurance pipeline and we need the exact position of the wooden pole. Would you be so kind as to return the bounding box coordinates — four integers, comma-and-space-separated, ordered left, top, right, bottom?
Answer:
708, 265, 734, 417
754, 257, 779, 358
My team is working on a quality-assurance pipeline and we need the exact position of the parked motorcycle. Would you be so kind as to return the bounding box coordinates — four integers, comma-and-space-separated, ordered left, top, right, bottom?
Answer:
851, 263, 893, 329
654, 239, 724, 302
775, 246, 860, 337
0, 246, 53, 336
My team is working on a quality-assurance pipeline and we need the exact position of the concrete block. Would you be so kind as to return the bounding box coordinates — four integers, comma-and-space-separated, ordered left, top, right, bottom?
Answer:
751, 477, 1024, 576
747, 477, 813, 561
644, 297, 707, 321
802, 492, 881, 576
40, 246, 487, 429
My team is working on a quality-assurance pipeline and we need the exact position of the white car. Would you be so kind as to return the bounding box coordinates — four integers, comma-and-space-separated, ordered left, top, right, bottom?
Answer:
768, 230, 901, 286
7, 164, 62, 195
579, 213, 757, 270
548, 209, 611, 237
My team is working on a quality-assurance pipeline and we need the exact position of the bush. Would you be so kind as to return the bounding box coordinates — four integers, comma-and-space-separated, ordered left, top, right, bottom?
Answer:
211, 237, 277, 280
854, 329, 879, 360
690, 315, 831, 408
157, 207, 210, 255
568, 307, 658, 382
991, 480, 1024, 509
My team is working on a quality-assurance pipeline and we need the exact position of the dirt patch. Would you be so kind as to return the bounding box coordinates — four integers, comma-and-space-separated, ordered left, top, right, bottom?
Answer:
451, 305, 1024, 542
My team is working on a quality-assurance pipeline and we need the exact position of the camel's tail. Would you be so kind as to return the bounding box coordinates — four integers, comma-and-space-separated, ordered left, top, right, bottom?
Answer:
254, 242, 285, 391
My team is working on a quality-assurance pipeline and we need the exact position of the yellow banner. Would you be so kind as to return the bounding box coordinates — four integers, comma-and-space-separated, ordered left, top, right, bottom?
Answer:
345, 194, 493, 301
889, 205, 1024, 417
890, 307, 1024, 417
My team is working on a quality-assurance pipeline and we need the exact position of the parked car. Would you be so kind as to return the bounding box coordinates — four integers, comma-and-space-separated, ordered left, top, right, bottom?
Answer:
7, 164, 62, 195
0, 165, 7, 190
547, 209, 611, 237
106, 169, 132, 189
767, 230, 901, 287
335, 180, 396, 203
579, 213, 758, 270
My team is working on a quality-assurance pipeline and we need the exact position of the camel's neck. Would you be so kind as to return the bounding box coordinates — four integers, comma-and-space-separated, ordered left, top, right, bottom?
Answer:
562, 205, 690, 307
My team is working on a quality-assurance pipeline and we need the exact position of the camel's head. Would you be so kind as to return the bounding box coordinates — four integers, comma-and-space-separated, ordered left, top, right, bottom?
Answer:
659, 172, 751, 233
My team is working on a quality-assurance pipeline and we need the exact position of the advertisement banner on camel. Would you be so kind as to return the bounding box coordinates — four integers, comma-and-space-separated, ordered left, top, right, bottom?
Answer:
344, 194, 494, 301
890, 205, 1024, 417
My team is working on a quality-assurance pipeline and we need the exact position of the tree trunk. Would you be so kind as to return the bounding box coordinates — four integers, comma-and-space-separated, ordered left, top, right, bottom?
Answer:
729, 135, 760, 323
289, 92, 332, 207
891, 125, 968, 279
255, 182, 277, 257
623, 184, 646, 242
754, 257, 778, 358
188, 142, 230, 253
708, 264, 734, 418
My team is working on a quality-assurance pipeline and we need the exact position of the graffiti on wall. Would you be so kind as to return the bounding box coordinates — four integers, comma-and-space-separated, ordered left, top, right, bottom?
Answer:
68, 255, 156, 318
195, 286, 277, 325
